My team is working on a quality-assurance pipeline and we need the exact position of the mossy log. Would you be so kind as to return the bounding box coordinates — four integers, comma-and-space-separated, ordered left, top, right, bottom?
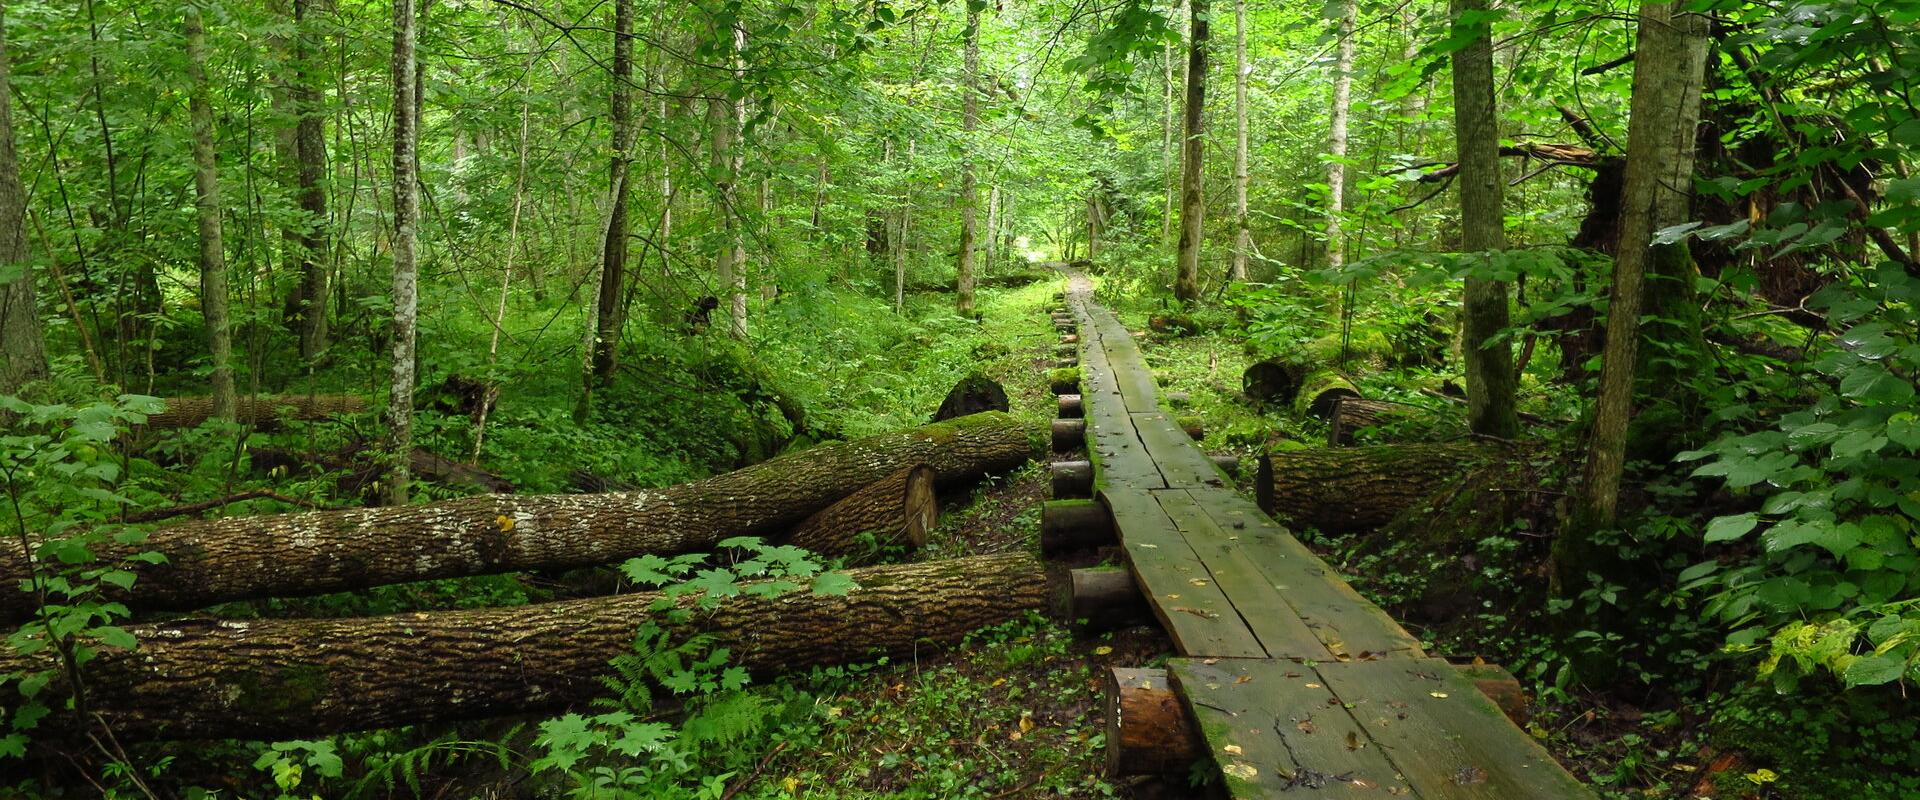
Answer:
1254, 441, 1504, 533
0, 413, 1034, 622
1039, 499, 1115, 555
784, 465, 937, 560
1293, 369, 1362, 418
1242, 358, 1307, 405
1148, 315, 1200, 337
1326, 397, 1432, 446
4, 554, 1047, 741
1209, 454, 1240, 476
1176, 416, 1205, 441
1047, 367, 1081, 395
142, 394, 367, 430
932, 374, 1009, 421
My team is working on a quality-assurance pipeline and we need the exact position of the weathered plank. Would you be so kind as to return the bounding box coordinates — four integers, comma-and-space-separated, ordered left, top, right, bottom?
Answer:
1099, 490, 1265, 658
1167, 658, 1413, 798
1315, 658, 1594, 799
1188, 491, 1425, 660
1153, 490, 1332, 661
1132, 412, 1229, 489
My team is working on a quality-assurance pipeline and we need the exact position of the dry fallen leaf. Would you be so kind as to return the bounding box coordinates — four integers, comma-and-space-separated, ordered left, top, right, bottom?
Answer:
1296, 719, 1317, 734
1235, 675, 1253, 684
1223, 744, 1244, 756
1346, 731, 1366, 751
1203, 658, 1221, 665
1430, 692, 1449, 699
1222, 763, 1259, 781
1304, 682, 1322, 689
1093, 645, 1113, 656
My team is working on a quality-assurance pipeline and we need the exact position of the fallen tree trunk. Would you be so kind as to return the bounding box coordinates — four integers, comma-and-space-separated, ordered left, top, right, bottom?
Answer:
4, 554, 1047, 741
0, 413, 1034, 622
784, 465, 937, 559
1325, 398, 1439, 446
1255, 441, 1504, 533
143, 394, 367, 429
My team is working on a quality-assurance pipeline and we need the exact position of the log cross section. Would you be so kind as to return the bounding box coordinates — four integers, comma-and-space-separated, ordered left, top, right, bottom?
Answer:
1056, 268, 1593, 799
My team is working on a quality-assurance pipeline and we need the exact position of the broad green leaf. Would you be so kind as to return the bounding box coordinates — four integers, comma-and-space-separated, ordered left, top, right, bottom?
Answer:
1843, 653, 1908, 686
1704, 513, 1759, 543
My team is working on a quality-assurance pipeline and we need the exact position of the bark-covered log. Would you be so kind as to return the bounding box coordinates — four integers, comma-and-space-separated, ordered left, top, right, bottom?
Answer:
143, 394, 367, 429
1254, 442, 1503, 533
1070, 568, 1150, 631
1148, 314, 1200, 337
932, 373, 1009, 422
1053, 357, 1078, 369
1050, 460, 1092, 499
1164, 390, 1191, 407
1047, 367, 1081, 395
1040, 499, 1115, 555
1242, 358, 1307, 405
1060, 334, 1079, 345
1057, 394, 1083, 419
784, 466, 937, 559
1326, 397, 1430, 445
0, 413, 1034, 622
1051, 418, 1086, 452
4, 554, 1047, 741
1105, 667, 1204, 776
1209, 454, 1240, 476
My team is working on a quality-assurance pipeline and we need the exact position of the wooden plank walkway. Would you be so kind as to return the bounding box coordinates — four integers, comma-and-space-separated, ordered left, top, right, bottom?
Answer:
1059, 270, 1593, 799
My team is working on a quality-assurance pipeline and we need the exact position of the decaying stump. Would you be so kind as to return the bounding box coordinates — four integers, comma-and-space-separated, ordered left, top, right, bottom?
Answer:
4, 554, 1048, 741
785, 465, 938, 559
933, 373, 1010, 421
1254, 441, 1504, 533
0, 413, 1033, 622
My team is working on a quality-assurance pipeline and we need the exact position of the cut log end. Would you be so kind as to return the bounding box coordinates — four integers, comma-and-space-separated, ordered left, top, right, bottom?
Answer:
786, 465, 940, 558
1105, 667, 1205, 776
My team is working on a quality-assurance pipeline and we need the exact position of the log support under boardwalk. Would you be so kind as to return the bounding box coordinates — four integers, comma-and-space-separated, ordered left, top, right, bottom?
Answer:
1040, 499, 1115, 554
1069, 567, 1151, 631
1051, 418, 1086, 452
1057, 394, 1083, 419
1050, 460, 1092, 498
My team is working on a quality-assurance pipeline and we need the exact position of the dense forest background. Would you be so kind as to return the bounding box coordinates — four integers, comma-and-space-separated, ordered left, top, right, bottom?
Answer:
1, 0, 1918, 796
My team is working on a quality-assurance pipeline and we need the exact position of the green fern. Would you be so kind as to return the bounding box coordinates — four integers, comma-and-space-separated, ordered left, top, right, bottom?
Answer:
346, 732, 516, 799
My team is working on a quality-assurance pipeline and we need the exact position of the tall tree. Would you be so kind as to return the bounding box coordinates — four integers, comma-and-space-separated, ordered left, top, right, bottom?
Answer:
1171, 0, 1209, 303
590, 0, 633, 381
1325, 0, 1355, 271
1570, 1, 1712, 535
1229, 0, 1250, 282
0, 1, 45, 395
1450, 0, 1518, 438
387, 0, 421, 505
185, 2, 235, 422
955, 5, 980, 317
287, 0, 331, 359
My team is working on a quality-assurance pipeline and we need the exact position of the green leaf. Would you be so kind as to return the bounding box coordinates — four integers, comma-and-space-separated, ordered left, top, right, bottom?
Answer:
810, 571, 859, 596
1704, 513, 1759, 543
1843, 653, 1908, 686
94, 626, 137, 651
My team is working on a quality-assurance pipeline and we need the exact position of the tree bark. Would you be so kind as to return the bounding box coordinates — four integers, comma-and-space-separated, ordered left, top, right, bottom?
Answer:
1230, 0, 1251, 282
6, 554, 1048, 742
1327, 397, 1430, 445
784, 465, 937, 559
1451, 0, 1519, 439
1255, 442, 1504, 533
1105, 667, 1205, 776
956, 7, 980, 316
0, 413, 1033, 621
185, 4, 236, 423
589, 0, 634, 383
0, 4, 45, 395
1571, 3, 1711, 536
288, 0, 330, 359
141, 394, 366, 430
1172, 0, 1209, 303
387, 0, 421, 505
1325, 0, 1356, 271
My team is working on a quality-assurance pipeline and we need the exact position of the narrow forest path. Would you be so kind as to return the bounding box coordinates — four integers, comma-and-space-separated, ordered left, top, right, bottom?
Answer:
1060, 268, 1596, 798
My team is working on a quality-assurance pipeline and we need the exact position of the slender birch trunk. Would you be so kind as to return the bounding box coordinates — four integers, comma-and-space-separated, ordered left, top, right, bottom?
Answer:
1230, 0, 1251, 281
386, 0, 420, 505
1325, 0, 1355, 271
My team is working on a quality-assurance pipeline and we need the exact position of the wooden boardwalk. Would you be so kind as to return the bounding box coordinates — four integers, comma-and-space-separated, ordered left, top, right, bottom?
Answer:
1060, 271, 1593, 798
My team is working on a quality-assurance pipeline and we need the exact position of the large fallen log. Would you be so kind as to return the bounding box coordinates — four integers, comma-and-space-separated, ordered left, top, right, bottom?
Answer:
0, 413, 1034, 622
784, 465, 937, 559
4, 554, 1047, 741
1325, 397, 1443, 446
142, 394, 367, 429
1255, 441, 1504, 533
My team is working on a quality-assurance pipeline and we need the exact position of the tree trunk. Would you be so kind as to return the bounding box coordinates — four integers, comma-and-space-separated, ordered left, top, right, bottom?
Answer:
1326, 397, 1431, 445
1172, 0, 1209, 303
142, 394, 366, 430
1255, 442, 1504, 533
1230, 0, 1251, 282
1570, 2, 1711, 537
784, 465, 937, 559
589, 0, 633, 382
1325, 0, 1355, 271
0, 5, 45, 395
0, 413, 1033, 621
185, 4, 235, 423
956, 7, 980, 316
1451, 0, 1519, 439
289, 0, 330, 359
387, 0, 420, 505
7, 554, 1048, 742
726, 25, 748, 339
